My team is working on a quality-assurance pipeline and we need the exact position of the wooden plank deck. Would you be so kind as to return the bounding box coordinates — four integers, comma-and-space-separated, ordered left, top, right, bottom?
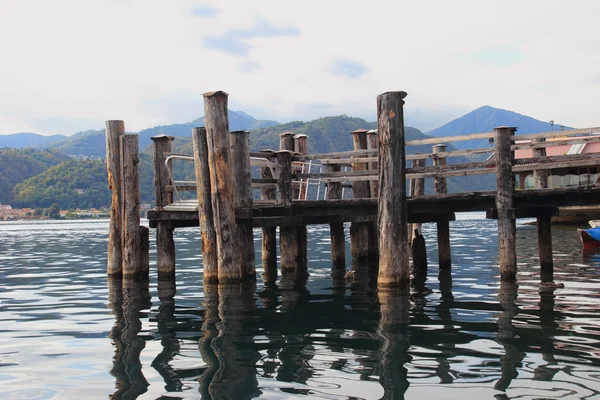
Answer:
148, 185, 600, 229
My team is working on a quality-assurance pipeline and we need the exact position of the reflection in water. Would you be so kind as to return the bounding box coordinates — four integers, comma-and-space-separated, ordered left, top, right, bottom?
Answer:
108, 278, 151, 399
495, 282, 524, 392
152, 280, 181, 392
377, 290, 411, 399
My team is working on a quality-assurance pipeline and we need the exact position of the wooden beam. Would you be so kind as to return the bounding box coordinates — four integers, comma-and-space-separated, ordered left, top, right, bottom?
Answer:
406, 131, 495, 146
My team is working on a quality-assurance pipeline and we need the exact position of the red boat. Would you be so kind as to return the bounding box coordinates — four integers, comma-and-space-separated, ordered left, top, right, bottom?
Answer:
578, 221, 600, 250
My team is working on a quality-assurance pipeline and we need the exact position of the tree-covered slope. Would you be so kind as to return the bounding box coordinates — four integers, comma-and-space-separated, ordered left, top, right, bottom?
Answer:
0, 148, 71, 203
11, 156, 154, 209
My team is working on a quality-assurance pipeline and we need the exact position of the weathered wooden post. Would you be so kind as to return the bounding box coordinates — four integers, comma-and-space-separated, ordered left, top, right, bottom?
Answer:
192, 127, 218, 284
106, 120, 124, 277
495, 126, 518, 282
350, 129, 373, 263
366, 129, 380, 264
433, 144, 452, 270
377, 91, 410, 290
534, 138, 553, 276
151, 134, 176, 280
408, 157, 426, 244
204, 91, 243, 283
294, 134, 308, 267
139, 226, 149, 274
120, 134, 145, 279
230, 130, 256, 280
276, 150, 296, 272
260, 150, 278, 283
326, 161, 346, 277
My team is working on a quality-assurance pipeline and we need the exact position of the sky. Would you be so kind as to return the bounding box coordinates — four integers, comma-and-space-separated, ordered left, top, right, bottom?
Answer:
0, 0, 599, 136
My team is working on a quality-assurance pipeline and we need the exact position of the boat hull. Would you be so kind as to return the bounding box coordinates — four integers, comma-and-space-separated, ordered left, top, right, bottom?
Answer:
578, 229, 600, 251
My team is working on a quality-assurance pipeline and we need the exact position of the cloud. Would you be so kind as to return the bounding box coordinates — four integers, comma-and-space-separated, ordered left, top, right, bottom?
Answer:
239, 61, 261, 73
190, 5, 219, 18
203, 18, 300, 56
330, 60, 369, 79
465, 46, 525, 66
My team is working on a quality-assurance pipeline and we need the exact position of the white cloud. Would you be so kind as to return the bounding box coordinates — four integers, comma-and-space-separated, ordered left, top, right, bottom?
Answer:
0, 0, 599, 135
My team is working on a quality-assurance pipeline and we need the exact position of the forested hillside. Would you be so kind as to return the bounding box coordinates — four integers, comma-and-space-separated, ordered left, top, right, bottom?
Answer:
0, 148, 71, 203
11, 157, 154, 209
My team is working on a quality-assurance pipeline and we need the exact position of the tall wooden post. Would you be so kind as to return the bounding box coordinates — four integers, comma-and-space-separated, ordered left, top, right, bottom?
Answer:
276, 150, 297, 272
151, 134, 176, 280
495, 126, 518, 282
260, 150, 277, 284
204, 91, 243, 283
230, 130, 256, 280
326, 162, 346, 277
106, 120, 124, 277
192, 127, 218, 284
433, 144, 451, 270
350, 129, 373, 264
366, 129, 379, 198
377, 91, 410, 290
294, 134, 308, 268
120, 134, 144, 279
534, 138, 553, 275
366, 129, 380, 264
408, 157, 426, 244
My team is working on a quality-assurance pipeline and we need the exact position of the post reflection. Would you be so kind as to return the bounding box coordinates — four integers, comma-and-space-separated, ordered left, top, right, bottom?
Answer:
494, 282, 525, 392
377, 289, 411, 399
108, 278, 151, 400
151, 280, 181, 392
199, 282, 260, 400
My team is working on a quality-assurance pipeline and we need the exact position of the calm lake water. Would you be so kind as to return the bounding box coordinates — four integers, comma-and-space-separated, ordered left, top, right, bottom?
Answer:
1, 215, 600, 399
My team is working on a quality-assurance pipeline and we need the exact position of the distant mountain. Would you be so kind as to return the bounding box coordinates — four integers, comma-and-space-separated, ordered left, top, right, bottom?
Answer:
426, 106, 573, 150
44, 110, 280, 158
0, 132, 67, 149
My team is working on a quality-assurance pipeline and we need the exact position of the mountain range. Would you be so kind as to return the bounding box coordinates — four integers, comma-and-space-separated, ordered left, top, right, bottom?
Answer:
1, 105, 575, 209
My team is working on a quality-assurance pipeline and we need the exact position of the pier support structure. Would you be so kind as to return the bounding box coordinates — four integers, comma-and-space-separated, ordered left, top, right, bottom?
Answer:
433, 144, 452, 270
409, 157, 427, 272
192, 127, 218, 283
260, 150, 278, 283
106, 120, 124, 277
350, 129, 373, 265
495, 126, 518, 282
203, 91, 244, 283
377, 91, 410, 290
151, 134, 176, 280
533, 138, 553, 279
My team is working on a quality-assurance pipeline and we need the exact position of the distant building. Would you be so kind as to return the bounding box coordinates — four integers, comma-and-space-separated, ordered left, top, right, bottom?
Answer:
515, 134, 600, 189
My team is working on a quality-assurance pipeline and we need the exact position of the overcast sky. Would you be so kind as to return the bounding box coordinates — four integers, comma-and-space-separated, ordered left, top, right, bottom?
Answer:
1, 0, 598, 135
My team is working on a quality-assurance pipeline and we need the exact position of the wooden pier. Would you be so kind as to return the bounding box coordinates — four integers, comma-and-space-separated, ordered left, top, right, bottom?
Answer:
106, 90, 600, 291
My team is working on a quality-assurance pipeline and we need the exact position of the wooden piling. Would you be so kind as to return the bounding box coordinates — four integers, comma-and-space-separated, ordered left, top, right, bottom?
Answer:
326, 162, 346, 277
276, 150, 297, 271
151, 134, 176, 279
495, 126, 517, 282
377, 91, 410, 289
350, 129, 373, 264
366, 129, 379, 198
120, 134, 144, 279
139, 226, 149, 274
192, 127, 218, 284
203, 91, 242, 283
433, 144, 451, 270
294, 134, 308, 268
259, 150, 277, 284
534, 138, 553, 273
411, 228, 428, 273
106, 120, 124, 277
408, 158, 426, 244
230, 130, 256, 280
